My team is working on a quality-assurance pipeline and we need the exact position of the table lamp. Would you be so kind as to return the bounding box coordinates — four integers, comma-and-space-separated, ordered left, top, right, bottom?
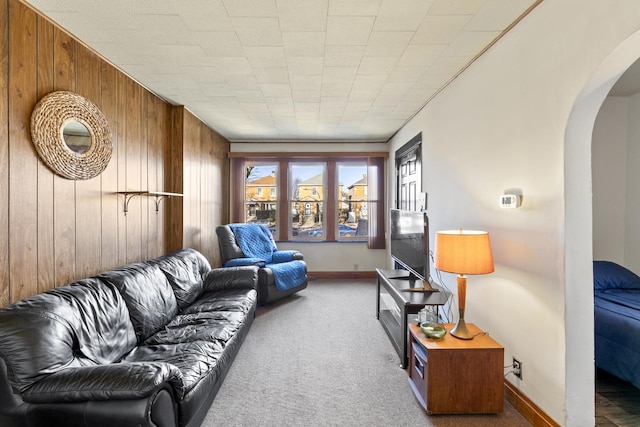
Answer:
434, 229, 494, 339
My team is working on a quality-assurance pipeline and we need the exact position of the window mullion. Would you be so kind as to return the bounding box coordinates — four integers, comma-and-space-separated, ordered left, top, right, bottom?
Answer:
325, 161, 337, 241
277, 160, 288, 241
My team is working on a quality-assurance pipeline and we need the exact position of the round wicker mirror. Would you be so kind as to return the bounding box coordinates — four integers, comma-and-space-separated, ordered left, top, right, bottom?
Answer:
30, 91, 112, 180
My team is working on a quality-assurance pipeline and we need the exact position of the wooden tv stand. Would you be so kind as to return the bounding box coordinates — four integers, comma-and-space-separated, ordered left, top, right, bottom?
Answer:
376, 268, 450, 368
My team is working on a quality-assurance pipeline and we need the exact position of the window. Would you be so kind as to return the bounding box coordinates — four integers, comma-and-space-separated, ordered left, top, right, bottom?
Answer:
244, 164, 278, 234
231, 153, 386, 248
290, 163, 325, 239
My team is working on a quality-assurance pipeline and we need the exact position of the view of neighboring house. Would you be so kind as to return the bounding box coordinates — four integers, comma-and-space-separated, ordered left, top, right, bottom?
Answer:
245, 171, 276, 220
245, 170, 368, 237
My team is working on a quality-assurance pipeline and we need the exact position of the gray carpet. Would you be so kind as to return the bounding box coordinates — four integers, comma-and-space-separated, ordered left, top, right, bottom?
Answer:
204, 279, 531, 427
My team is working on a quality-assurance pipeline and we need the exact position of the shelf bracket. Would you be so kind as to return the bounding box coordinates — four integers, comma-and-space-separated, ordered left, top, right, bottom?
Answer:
122, 193, 141, 216
153, 194, 171, 212
117, 191, 183, 216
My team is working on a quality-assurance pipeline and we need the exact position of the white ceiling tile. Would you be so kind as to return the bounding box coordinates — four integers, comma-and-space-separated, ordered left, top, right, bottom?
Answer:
241, 102, 270, 113
292, 90, 321, 103
328, 0, 382, 16
427, 0, 486, 15
282, 32, 326, 57
321, 81, 353, 97
181, 66, 226, 83
178, 2, 235, 32
260, 83, 293, 98
277, 0, 328, 32
324, 46, 366, 67
287, 57, 324, 76
373, 0, 434, 31
412, 15, 472, 45
222, 0, 277, 17
235, 90, 265, 102
199, 32, 244, 57
379, 81, 413, 97
326, 16, 375, 46
321, 96, 349, 107
397, 44, 447, 67
210, 57, 254, 75
268, 103, 296, 116
349, 90, 378, 102
254, 67, 290, 84
232, 17, 283, 46
364, 32, 413, 57
352, 75, 388, 91
358, 57, 399, 75
318, 105, 344, 118
243, 46, 287, 67
291, 75, 322, 91
322, 67, 358, 83
386, 66, 425, 83
225, 74, 260, 90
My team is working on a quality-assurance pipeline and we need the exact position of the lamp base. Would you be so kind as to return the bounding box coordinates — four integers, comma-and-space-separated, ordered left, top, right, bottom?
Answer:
450, 318, 473, 340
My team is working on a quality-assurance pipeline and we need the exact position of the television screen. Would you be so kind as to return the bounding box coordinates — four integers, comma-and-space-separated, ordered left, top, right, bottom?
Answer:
390, 209, 432, 285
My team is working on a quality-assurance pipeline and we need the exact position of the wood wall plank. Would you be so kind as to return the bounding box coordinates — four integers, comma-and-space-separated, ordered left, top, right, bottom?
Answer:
99, 61, 119, 271
125, 77, 142, 264
0, 0, 9, 306
140, 88, 149, 260
75, 44, 102, 279
35, 15, 55, 294
166, 106, 184, 253
52, 26, 76, 287
116, 72, 127, 266
8, 0, 38, 301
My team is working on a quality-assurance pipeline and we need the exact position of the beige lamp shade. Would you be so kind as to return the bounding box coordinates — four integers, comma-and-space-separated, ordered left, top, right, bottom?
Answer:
434, 229, 494, 275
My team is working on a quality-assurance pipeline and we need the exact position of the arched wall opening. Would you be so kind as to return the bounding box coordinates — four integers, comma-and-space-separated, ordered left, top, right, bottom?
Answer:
564, 28, 640, 425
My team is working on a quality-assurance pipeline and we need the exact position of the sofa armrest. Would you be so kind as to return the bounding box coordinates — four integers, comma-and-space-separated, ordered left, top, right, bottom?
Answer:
22, 362, 184, 404
272, 250, 304, 263
203, 266, 259, 292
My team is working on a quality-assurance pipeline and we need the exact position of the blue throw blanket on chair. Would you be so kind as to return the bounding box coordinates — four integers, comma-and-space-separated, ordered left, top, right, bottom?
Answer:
227, 223, 305, 291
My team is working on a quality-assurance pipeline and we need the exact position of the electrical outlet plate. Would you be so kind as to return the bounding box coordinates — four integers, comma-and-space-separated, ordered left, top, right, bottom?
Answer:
513, 357, 522, 379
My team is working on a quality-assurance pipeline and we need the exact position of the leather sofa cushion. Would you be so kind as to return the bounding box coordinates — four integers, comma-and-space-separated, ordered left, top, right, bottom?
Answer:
144, 311, 246, 346
0, 278, 136, 392
183, 289, 257, 315
99, 263, 178, 342
150, 249, 210, 311
122, 340, 224, 395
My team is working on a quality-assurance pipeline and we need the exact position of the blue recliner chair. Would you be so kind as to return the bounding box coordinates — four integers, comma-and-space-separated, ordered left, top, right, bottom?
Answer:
216, 223, 308, 305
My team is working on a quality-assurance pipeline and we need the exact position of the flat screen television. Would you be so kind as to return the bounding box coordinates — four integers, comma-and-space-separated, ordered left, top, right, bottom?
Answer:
389, 208, 438, 292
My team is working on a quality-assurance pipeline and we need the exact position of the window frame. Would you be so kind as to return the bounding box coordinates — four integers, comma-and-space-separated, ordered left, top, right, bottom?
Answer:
230, 152, 387, 249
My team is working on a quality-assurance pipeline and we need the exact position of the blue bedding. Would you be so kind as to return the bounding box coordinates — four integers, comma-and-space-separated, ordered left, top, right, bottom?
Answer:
594, 261, 640, 389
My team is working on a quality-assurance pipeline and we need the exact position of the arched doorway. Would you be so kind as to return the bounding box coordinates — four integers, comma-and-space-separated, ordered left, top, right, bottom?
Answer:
564, 29, 640, 424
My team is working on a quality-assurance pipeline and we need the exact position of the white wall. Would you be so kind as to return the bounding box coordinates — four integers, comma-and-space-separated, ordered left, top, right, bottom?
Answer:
229, 142, 389, 272
625, 94, 640, 271
387, 1, 640, 425
592, 97, 629, 264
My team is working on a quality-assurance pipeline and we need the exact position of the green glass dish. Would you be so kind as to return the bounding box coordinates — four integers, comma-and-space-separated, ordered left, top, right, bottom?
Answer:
420, 322, 447, 339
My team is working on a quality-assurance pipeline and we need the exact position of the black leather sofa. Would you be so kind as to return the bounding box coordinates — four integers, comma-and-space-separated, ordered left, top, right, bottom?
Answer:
0, 248, 258, 427
216, 224, 307, 305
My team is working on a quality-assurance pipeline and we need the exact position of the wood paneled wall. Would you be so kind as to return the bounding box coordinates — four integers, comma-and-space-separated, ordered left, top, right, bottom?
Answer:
179, 108, 230, 267
0, 0, 230, 307
164, 106, 231, 266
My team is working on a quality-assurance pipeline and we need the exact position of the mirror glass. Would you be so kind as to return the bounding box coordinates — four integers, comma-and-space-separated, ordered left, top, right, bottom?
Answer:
62, 120, 92, 154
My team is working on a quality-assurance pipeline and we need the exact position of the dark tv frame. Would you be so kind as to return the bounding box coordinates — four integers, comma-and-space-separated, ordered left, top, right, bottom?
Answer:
389, 208, 438, 292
